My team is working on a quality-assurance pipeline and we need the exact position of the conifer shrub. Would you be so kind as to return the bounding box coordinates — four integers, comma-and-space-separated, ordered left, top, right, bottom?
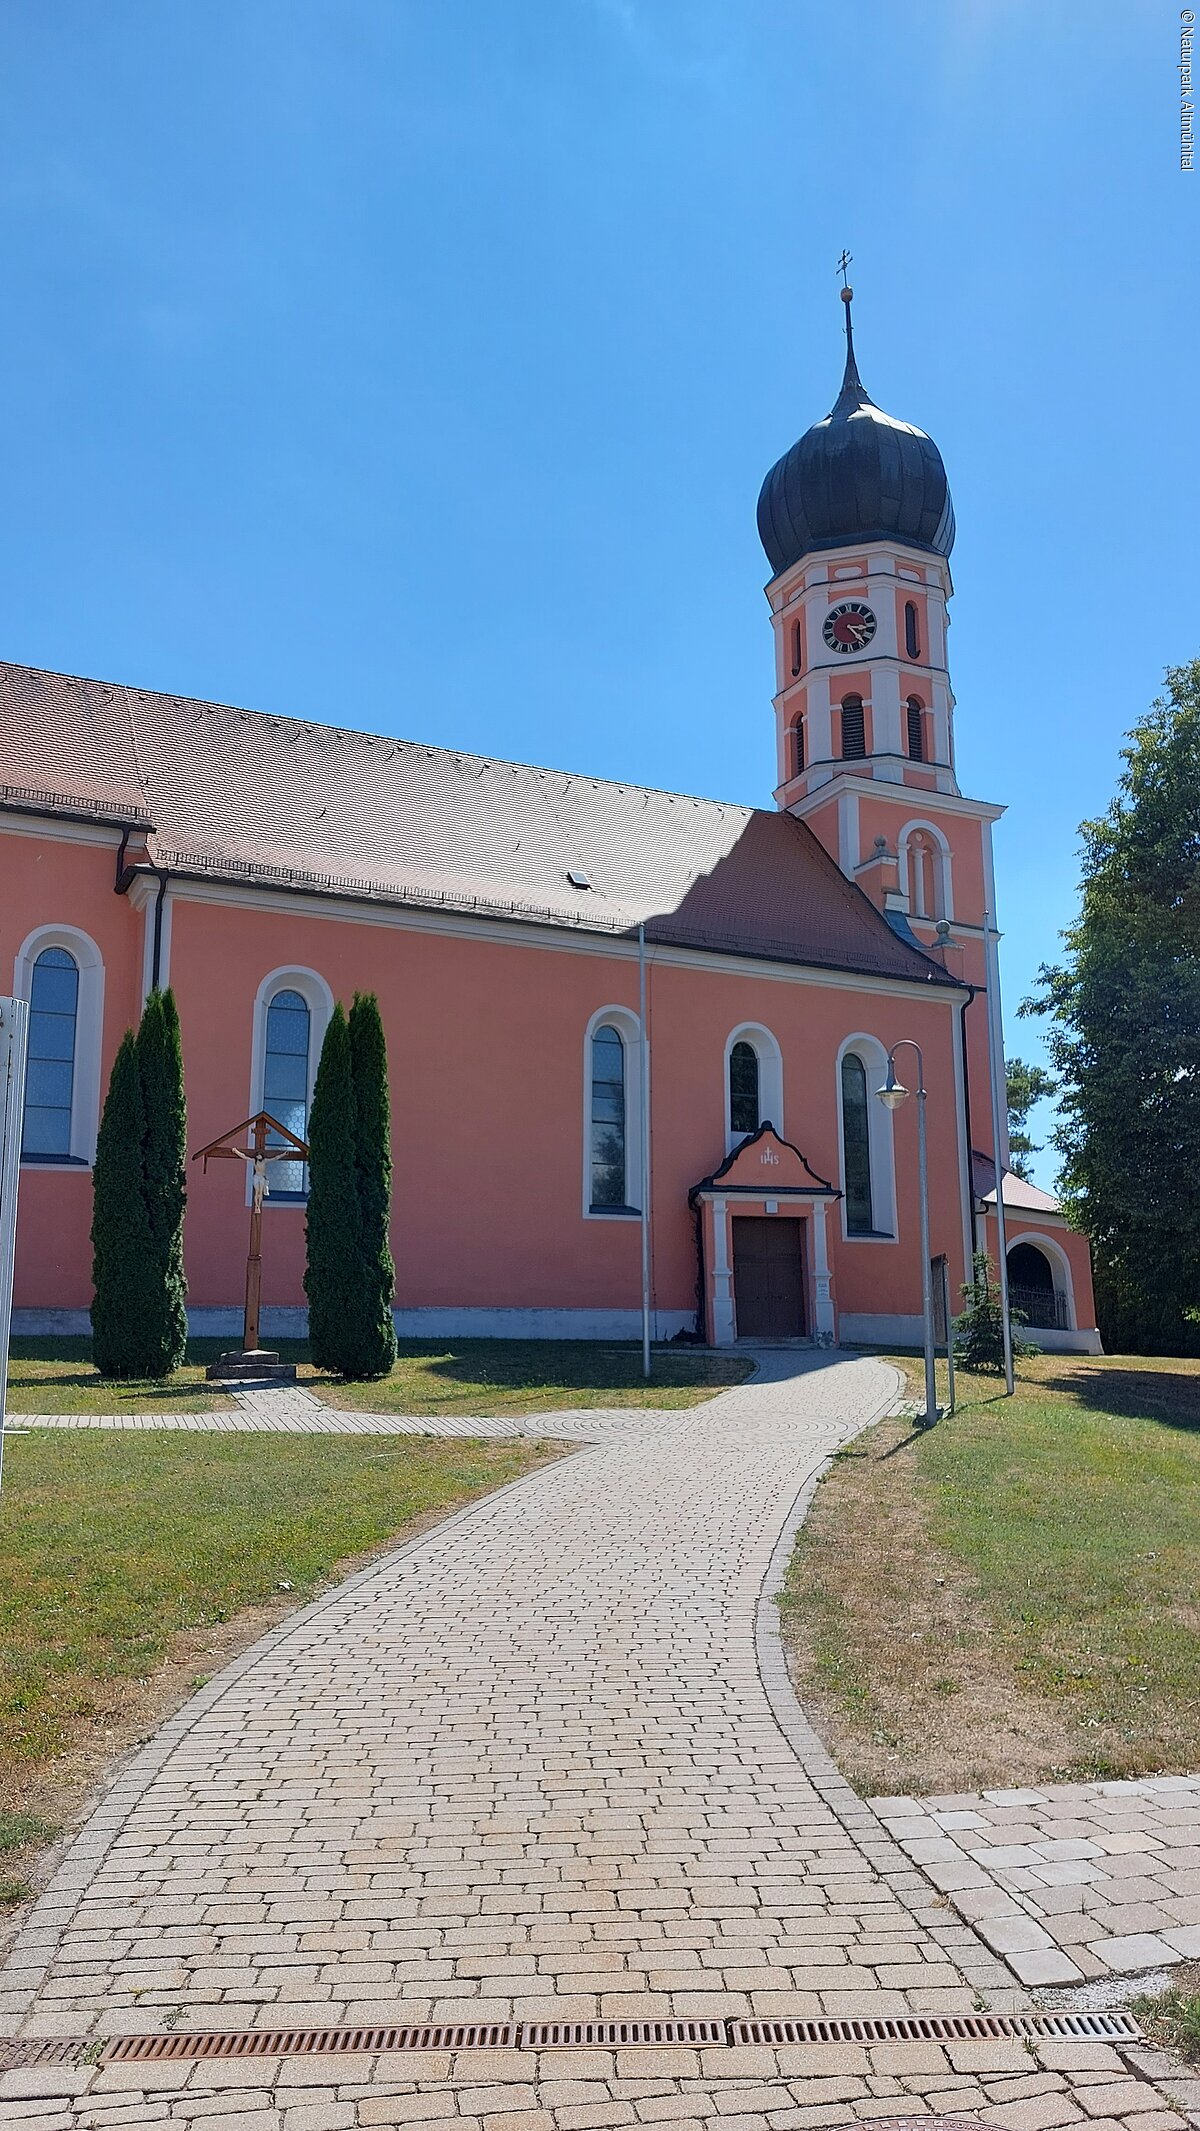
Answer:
136, 988, 188, 1375
346, 992, 398, 1379
304, 1004, 360, 1375
90, 1032, 160, 1379
953, 1250, 1037, 1374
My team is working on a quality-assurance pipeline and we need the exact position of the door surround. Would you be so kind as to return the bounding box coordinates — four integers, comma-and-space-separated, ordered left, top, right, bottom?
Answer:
689, 1123, 840, 1347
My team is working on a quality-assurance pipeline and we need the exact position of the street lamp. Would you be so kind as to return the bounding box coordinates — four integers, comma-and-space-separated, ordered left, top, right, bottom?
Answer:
877, 1040, 938, 1428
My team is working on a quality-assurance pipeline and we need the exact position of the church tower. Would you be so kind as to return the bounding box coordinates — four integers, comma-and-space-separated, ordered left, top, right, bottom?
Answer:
756, 272, 1007, 1158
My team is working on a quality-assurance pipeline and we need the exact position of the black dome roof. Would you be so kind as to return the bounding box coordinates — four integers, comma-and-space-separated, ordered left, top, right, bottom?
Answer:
757, 302, 955, 577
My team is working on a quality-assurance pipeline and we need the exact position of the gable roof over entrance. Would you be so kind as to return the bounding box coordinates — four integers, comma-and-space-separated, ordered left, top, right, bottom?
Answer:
0, 661, 960, 988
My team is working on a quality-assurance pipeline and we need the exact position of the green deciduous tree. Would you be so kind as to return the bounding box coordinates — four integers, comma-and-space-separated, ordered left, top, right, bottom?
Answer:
347, 992, 397, 1380
136, 988, 188, 1374
1022, 660, 1200, 1354
1005, 1056, 1056, 1182
304, 1003, 360, 1375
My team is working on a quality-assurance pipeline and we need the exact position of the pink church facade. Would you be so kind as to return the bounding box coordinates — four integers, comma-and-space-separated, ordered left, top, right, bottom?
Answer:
0, 295, 1100, 1354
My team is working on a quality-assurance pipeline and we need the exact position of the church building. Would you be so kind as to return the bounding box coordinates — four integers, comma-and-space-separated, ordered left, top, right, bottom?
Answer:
0, 289, 1100, 1353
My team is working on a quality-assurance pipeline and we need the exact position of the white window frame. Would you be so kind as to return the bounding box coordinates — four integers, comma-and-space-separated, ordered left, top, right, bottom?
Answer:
582, 1004, 643, 1219
898, 818, 954, 921
14, 923, 105, 1168
835, 1032, 897, 1243
1006, 1229, 1077, 1331
248, 966, 334, 1208
723, 1023, 784, 1154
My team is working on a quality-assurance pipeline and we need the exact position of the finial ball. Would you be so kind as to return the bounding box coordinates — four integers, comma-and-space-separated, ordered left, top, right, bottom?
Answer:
840, 284, 853, 304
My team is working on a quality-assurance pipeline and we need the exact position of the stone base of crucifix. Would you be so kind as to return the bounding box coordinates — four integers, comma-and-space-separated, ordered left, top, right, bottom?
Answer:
206, 1347, 297, 1384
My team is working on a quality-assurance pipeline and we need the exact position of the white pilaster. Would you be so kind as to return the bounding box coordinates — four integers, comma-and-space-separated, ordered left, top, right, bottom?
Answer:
711, 1198, 735, 1346
811, 1200, 836, 1346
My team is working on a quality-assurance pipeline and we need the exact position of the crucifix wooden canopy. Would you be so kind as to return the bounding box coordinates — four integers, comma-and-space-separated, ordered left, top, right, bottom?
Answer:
192, 1111, 309, 1171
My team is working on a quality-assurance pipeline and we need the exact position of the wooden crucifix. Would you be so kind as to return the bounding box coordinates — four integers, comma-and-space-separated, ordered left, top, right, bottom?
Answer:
192, 1110, 310, 1377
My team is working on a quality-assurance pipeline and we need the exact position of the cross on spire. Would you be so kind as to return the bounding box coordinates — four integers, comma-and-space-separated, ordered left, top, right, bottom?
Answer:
833, 249, 864, 406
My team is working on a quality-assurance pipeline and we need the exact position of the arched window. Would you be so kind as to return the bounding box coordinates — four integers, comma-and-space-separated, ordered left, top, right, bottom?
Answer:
840, 1053, 873, 1235
840, 694, 866, 760
583, 1007, 643, 1217
22, 948, 79, 1158
904, 600, 921, 659
906, 695, 925, 762
899, 821, 952, 923
790, 620, 802, 677
909, 832, 933, 918
590, 1024, 629, 1210
263, 988, 312, 1198
791, 718, 805, 776
729, 1041, 760, 1139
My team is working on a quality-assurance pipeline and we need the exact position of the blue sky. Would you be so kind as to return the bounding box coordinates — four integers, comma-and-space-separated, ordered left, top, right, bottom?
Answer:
1, 1, 1194, 1186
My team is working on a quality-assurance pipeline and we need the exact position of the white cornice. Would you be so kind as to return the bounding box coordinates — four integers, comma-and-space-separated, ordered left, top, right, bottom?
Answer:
0, 813, 124, 849
164, 875, 967, 1004
788, 778, 1005, 824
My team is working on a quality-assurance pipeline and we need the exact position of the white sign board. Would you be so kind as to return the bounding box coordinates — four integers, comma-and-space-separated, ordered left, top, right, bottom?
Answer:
0, 996, 29, 1489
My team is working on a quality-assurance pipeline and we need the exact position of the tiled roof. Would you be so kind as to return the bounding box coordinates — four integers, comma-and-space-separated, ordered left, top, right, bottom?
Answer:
972, 1151, 1061, 1214
0, 661, 959, 987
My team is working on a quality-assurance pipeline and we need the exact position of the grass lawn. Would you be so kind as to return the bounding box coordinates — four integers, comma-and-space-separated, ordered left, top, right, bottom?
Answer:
0, 1427, 559, 1909
302, 1339, 752, 1415
780, 1351, 1200, 1796
5, 1337, 235, 1413
4, 1337, 750, 1417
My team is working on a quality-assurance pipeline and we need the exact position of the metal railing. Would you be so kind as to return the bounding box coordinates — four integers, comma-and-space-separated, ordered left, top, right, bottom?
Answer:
1008, 1282, 1070, 1331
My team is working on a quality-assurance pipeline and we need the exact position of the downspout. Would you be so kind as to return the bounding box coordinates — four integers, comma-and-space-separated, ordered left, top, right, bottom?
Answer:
113, 834, 170, 991
691, 1196, 707, 1342
958, 985, 979, 1258
149, 867, 169, 989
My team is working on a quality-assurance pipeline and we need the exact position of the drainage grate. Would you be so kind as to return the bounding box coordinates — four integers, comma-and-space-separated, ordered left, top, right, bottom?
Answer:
733, 2011, 1142, 2047
72, 2006, 1146, 2072
522, 2019, 725, 2049
0, 2037, 91, 2070
103, 2021, 517, 2063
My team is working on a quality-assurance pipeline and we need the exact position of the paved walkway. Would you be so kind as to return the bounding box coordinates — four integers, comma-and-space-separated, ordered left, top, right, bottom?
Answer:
0, 1354, 1189, 2129
15, 1381, 695, 1440
871, 1782, 1200, 1987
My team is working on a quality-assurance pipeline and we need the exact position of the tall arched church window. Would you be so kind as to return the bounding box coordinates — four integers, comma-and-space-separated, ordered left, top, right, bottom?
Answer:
840, 1052, 873, 1234
791, 718, 805, 775
840, 695, 866, 760
22, 948, 79, 1158
729, 1041, 760, 1139
906, 695, 925, 762
264, 988, 312, 1198
904, 600, 921, 659
590, 1024, 628, 1209
909, 832, 934, 918
791, 620, 802, 677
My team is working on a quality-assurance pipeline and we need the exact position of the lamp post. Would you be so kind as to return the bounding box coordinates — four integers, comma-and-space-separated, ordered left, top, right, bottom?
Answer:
877, 1040, 937, 1428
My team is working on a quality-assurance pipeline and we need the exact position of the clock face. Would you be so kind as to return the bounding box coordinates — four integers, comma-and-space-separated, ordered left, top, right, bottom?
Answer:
823, 601, 876, 654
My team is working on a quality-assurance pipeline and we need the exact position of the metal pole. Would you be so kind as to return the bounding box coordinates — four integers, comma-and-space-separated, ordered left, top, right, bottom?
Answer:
983, 909, 1015, 1395
638, 924, 651, 1381
0, 998, 30, 1495
915, 1064, 937, 1427
942, 1257, 957, 1416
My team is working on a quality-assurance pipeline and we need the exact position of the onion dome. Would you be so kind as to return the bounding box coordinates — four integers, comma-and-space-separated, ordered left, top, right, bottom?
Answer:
757, 287, 955, 577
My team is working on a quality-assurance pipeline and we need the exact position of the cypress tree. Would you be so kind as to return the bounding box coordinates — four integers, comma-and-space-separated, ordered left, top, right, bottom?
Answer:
304, 1003, 360, 1374
136, 988, 189, 1375
346, 991, 397, 1379
91, 1031, 160, 1379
